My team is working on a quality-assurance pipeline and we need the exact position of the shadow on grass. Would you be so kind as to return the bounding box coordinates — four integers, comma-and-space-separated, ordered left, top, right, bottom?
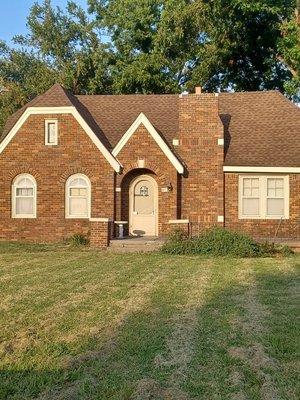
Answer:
1, 265, 298, 400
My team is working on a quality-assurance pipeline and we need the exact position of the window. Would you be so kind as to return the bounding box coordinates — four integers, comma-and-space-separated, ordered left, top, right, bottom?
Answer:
66, 174, 91, 218
45, 120, 58, 145
239, 175, 289, 219
12, 174, 36, 218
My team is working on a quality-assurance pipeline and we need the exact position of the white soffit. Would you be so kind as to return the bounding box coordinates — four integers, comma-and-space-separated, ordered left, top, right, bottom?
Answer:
223, 166, 300, 173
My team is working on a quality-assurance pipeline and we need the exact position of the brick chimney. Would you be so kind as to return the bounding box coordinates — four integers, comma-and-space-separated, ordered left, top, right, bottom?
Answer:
195, 86, 202, 94
178, 92, 224, 229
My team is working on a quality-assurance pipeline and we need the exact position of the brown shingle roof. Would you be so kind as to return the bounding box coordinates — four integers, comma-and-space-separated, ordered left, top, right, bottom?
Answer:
75, 94, 179, 148
220, 91, 300, 167
1, 84, 74, 140
1, 84, 299, 168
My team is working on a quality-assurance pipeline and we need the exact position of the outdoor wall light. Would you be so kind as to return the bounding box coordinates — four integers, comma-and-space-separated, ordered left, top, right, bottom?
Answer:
166, 182, 173, 192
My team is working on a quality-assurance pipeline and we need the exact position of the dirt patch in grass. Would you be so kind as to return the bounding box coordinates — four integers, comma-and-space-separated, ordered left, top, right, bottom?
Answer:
228, 343, 277, 370
132, 378, 189, 400
154, 264, 212, 394
227, 370, 244, 387
228, 265, 279, 399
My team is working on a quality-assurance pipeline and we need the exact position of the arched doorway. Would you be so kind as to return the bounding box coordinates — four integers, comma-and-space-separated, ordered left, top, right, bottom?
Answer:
129, 174, 158, 236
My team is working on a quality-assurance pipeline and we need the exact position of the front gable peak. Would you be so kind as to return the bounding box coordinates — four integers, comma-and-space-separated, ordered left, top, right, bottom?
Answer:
112, 113, 184, 174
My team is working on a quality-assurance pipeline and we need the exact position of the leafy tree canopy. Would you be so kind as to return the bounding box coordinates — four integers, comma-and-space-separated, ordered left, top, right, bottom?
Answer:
0, 0, 299, 134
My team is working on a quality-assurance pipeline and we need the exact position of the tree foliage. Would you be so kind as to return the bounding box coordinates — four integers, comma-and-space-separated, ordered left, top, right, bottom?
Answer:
0, 0, 299, 134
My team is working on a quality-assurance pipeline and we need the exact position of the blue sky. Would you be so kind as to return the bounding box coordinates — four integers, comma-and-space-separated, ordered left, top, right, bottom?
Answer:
0, 0, 88, 45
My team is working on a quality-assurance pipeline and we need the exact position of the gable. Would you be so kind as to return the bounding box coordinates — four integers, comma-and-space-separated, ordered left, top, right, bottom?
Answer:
0, 106, 121, 173
112, 113, 184, 174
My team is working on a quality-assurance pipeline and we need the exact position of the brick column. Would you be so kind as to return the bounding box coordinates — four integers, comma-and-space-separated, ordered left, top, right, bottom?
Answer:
89, 218, 112, 248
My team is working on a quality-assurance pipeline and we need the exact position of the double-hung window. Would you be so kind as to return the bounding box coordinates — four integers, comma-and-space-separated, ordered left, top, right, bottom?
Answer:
239, 175, 289, 219
66, 174, 91, 218
12, 174, 37, 218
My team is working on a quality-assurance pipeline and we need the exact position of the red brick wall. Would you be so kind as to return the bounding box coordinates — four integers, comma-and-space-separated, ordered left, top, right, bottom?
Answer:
115, 125, 178, 235
0, 114, 115, 242
225, 173, 300, 239
0, 101, 298, 245
177, 94, 224, 230
90, 220, 112, 248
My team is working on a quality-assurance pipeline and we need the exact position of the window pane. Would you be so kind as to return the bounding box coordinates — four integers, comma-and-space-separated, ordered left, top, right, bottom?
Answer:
267, 178, 284, 197
242, 198, 259, 216
70, 188, 87, 196
243, 178, 252, 188
69, 198, 87, 216
243, 178, 259, 197
77, 178, 87, 187
267, 198, 284, 216
16, 197, 34, 215
243, 187, 251, 196
70, 188, 80, 196
16, 188, 33, 197
47, 123, 56, 143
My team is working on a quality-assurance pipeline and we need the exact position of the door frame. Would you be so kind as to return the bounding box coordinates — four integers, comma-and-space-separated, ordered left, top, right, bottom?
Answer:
129, 174, 158, 236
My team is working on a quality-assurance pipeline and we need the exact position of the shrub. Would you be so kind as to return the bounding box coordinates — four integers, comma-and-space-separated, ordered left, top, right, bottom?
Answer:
161, 227, 293, 257
69, 233, 89, 247
279, 244, 294, 257
161, 228, 190, 254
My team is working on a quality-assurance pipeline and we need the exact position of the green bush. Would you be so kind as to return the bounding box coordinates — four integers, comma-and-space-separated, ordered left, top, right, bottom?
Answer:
161, 227, 293, 257
69, 233, 89, 247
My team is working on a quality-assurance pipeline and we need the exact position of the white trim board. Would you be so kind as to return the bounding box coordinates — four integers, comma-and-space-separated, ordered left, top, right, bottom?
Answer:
224, 166, 300, 173
112, 112, 184, 174
0, 106, 121, 173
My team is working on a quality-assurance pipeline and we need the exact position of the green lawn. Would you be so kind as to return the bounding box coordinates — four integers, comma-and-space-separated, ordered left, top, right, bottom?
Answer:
0, 243, 299, 400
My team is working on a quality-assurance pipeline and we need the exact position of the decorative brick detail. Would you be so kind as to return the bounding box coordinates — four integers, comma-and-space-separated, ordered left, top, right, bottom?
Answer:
89, 219, 112, 248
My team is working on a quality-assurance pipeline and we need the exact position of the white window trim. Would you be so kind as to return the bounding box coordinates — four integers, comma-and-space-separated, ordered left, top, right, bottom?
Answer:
65, 174, 91, 219
238, 175, 289, 220
12, 174, 37, 219
45, 119, 58, 145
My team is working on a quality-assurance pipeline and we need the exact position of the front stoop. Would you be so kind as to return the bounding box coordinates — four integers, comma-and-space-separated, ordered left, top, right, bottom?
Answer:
108, 236, 165, 253
257, 238, 300, 253
279, 241, 300, 253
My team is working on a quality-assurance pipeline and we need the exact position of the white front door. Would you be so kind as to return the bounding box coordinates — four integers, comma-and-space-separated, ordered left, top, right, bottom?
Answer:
130, 175, 157, 236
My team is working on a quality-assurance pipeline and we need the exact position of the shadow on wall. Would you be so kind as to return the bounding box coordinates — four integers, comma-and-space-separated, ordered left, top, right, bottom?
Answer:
220, 114, 231, 158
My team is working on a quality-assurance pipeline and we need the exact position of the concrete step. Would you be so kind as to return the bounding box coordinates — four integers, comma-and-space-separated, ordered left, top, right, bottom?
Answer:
108, 237, 165, 253
271, 241, 300, 253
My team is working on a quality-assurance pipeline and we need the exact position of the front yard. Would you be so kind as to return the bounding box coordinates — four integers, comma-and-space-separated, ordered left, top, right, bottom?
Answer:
0, 242, 299, 400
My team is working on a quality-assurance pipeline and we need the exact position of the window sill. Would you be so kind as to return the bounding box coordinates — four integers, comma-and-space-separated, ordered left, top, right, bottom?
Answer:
12, 216, 36, 219
65, 216, 90, 220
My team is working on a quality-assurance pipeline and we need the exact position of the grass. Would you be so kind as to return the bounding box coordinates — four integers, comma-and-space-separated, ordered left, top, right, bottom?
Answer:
0, 242, 299, 400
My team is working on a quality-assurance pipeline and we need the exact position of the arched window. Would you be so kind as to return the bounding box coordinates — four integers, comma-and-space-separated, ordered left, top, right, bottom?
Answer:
66, 174, 91, 218
12, 174, 37, 218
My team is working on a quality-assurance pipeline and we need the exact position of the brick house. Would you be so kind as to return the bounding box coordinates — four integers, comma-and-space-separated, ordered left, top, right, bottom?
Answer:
0, 84, 299, 247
